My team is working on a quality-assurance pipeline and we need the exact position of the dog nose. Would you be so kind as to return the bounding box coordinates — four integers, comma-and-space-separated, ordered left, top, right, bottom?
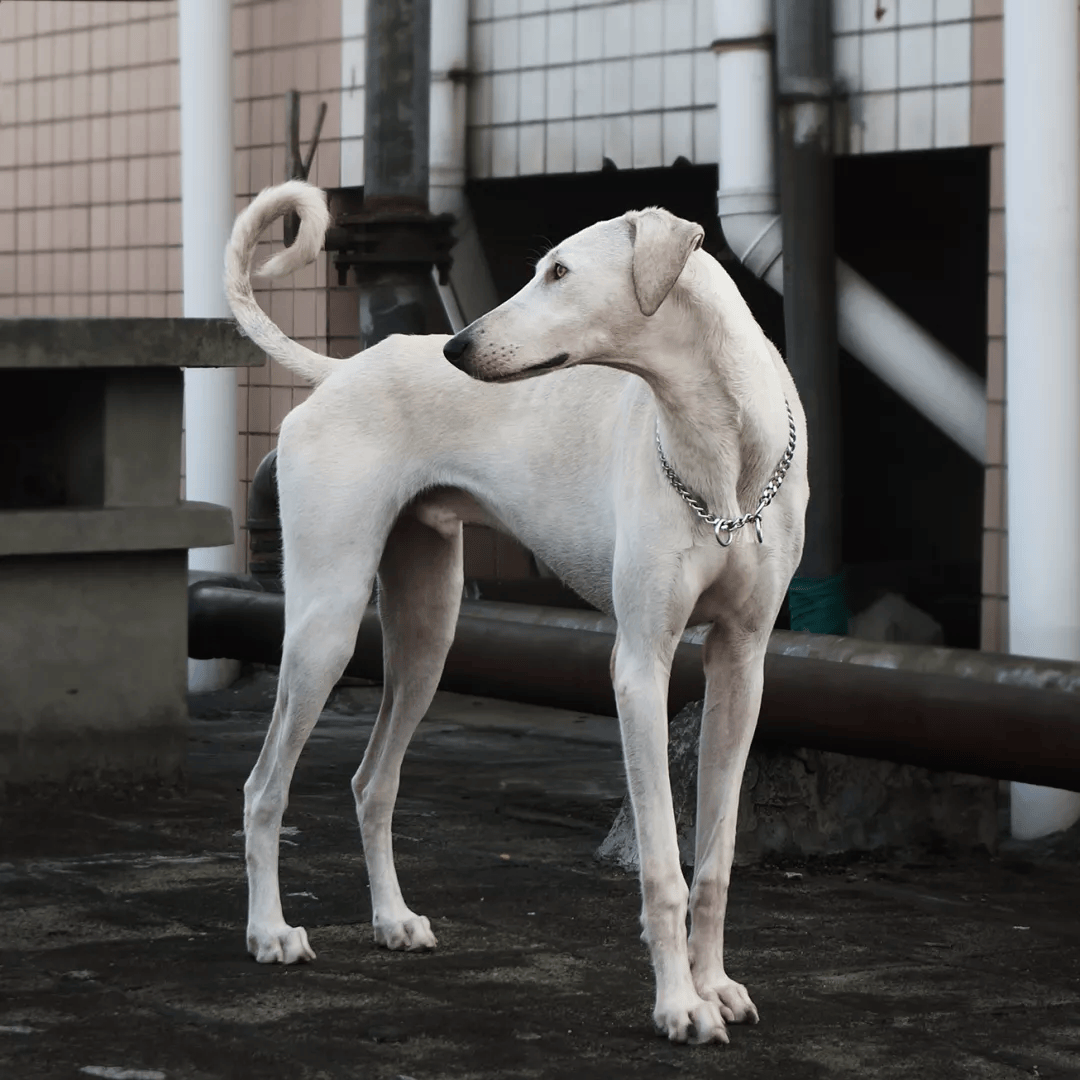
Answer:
443, 333, 469, 369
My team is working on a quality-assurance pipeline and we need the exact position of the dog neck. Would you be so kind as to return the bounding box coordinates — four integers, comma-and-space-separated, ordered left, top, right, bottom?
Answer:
648, 254, 791, 527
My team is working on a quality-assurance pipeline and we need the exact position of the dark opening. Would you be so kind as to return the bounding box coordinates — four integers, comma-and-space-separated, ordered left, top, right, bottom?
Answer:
467, 148, 988, 647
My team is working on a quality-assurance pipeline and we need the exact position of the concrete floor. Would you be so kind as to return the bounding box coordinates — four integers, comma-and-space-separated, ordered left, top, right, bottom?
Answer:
2, 671, 1079, 1079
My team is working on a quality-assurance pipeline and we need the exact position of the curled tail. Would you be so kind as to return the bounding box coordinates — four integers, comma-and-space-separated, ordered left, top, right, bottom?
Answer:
224, 180, 338, 385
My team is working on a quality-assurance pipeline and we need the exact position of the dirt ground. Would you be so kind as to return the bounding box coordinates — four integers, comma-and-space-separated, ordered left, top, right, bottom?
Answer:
2, 671, 1079, 1080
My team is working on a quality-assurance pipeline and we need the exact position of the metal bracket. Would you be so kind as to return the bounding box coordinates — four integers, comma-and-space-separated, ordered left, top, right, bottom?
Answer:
283, 90, 328, 247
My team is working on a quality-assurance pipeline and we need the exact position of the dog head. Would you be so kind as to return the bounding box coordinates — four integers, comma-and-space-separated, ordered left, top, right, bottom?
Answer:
443, 208, 705, 384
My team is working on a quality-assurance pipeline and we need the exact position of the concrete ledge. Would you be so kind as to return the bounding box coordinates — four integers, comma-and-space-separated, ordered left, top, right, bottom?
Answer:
0, 318, 265, 369
0, 501, 233, 556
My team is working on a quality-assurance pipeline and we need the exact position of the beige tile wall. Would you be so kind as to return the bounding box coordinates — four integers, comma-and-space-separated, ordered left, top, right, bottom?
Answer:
0, 0, 343, 564
971, 0, 1006, 650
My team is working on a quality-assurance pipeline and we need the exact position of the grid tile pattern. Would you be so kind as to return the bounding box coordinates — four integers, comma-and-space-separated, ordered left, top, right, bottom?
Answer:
0, 0, 343, 561
833, 0, 984, 154
467, 0, 717, 177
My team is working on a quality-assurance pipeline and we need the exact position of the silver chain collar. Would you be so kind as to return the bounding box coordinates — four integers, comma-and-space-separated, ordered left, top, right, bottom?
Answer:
655, 400, 797, 547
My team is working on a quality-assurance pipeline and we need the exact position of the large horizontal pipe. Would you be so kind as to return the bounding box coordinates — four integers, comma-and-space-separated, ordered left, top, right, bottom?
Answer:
189, 585, 1080, 791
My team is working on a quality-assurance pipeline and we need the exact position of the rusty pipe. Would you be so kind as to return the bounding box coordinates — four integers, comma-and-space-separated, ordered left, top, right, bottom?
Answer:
188, 587, 1080, 792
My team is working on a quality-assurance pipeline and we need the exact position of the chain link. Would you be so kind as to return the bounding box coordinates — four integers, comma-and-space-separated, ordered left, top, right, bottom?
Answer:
655, 400, 797, 547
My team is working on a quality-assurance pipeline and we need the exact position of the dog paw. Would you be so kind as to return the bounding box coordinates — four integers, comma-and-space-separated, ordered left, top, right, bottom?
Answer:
696, 975, 759, 1025
248, 923, 316, 964
653, 993, 729, 1045
373, 913, 438, 951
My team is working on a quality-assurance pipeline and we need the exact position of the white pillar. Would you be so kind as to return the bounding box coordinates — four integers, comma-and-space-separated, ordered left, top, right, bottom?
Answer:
180, 0, 240, 692
1004, 0, 1080, 838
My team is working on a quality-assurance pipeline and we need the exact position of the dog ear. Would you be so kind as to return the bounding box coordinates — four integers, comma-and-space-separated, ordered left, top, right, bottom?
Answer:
627, 209, 705, 317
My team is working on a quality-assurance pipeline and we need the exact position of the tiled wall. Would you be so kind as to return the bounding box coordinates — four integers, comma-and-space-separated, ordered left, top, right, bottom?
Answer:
0, 0, 343, 557
0, 0, 1016, 639
467, 0, 718, 178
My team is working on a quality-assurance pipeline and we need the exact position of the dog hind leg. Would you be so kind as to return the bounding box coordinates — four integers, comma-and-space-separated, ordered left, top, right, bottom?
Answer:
352, 514, 463, 951
244, 557, 378, 964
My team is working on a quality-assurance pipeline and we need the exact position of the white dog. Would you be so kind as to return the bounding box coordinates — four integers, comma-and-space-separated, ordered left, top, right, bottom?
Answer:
224, 180, 807, 1045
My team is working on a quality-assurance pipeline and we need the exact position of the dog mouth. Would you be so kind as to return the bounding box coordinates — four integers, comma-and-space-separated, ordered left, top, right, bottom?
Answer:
484, 353, 570, 383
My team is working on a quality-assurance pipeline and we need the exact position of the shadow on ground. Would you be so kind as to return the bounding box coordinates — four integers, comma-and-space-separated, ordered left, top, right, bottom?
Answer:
2, 671, 1079, 1079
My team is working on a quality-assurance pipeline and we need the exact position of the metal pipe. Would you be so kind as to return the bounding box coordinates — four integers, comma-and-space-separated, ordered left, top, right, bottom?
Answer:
179, 0, 239, 692
188, 587, 1080, 792
774, 0, 843, 583
713, 1, 987, 463
1004, 0, 1080, 838
429, 0, 499, 324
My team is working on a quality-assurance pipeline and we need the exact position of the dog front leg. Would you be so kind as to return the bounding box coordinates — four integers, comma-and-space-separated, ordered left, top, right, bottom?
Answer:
612, 631, 729, 1046
686, 623, 766, 1025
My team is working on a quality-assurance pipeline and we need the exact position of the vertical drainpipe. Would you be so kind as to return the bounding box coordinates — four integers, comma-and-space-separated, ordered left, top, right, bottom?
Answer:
775, 0, 846, 634
429, 0, 499, 327
179, 0, 240, 693
1003, 0, 1080, 838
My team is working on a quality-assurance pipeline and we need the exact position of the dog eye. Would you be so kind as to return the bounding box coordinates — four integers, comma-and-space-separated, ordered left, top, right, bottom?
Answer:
552, 262, 568, 280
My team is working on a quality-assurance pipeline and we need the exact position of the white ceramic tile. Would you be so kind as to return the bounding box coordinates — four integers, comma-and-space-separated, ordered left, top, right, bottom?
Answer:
471, 19, 494, 72
341, 137, 364, 186
693, 50, 716, 106
547, 10, 574, 65
603, 58, 631, 113
603, 114, 632, 168
863, 0, 896, 29
341, 0, 365, 40
471, 0, 494, 20
519, 0, 546, 12
519, 121, 545, 174
632, 111, 663, 168
491, 71, 519, 124
834, 0, 862, 33
575, 7, 603, 62
665, 0, 694, 51
663, 53, 693, 109
468, 73, 494, 127
340, 87, 364, 142
491, 124, 518, 176
694, 0, 714, 44
632, 56, 662, 111
934, 84, 970, 146
662, 108, 693, 163
693, 105, 717, 163
898, 0, 933, 25
574, 61, 604, 116
633, 0, 664, 55
604, 4, 632, 58
861, 29, 897, 92
492, 0, 520, 18
519, 68, 546, 121
547, 64, 574, 118
574, 117, 604, 172
834, 34, 861, 90
468, 126, 492, 179
547, 119, 574, 173
898, 26, 933, 87
519, 13, 546, 67
492, 16, 519, 71
898, 88, 933, 148
861, 91, 897, 151
547, 0, 576, 9
341, 37, 366, 94
934, 22, 970, 85
935, 0, 972, 21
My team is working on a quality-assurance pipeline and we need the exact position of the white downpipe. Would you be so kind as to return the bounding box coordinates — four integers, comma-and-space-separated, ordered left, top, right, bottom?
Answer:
714, 0, 986, 464
180, 0, 240, 693
430, 0, 498, 324
1004, 0, 1080, 839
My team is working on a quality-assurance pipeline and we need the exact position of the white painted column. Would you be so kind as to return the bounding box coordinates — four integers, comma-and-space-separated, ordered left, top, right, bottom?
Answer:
180, 0, 240, 692
1004, 0, 1080, 838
